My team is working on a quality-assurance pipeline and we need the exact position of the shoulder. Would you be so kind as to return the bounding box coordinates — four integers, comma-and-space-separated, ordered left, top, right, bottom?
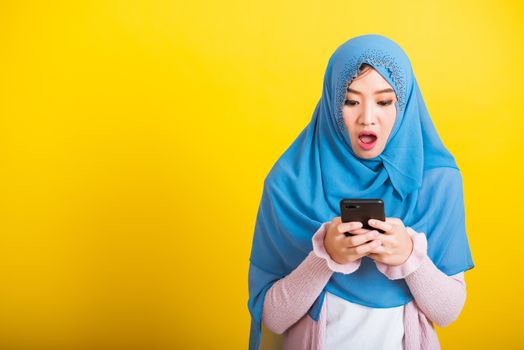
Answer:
414, 167, 465, 215
263, 160, 290, 190
420, 167, 463, 194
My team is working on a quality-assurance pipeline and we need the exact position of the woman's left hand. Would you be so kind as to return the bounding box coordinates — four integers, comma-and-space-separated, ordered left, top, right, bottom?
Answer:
366, 218, 414, 266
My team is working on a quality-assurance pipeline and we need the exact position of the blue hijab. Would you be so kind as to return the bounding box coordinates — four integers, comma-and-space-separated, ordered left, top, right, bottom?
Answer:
247, 34, 474, 349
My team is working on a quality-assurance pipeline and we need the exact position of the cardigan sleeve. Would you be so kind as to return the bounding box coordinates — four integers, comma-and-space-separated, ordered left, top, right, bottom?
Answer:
374, 228, 468, 327
404, 253, 467, 327
262, 221, 364, 335
261, 249, 333, 335
262, 221, 360, 334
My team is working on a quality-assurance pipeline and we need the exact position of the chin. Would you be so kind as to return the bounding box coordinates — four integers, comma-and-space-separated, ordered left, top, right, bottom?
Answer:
356, 152, 379, 159
351, 143, 384, 159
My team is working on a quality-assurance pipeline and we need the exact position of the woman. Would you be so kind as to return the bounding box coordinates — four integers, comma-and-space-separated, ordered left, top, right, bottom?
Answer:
247, 34, 475, 350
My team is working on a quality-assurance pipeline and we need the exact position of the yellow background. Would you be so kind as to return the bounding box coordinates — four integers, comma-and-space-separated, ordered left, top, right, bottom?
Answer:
0, 0, 523, 349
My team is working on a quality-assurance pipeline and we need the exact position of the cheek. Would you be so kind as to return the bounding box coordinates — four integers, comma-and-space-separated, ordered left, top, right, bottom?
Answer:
380, 111, 397, 140
342, 108, 358, 131
386, 108, 397, 129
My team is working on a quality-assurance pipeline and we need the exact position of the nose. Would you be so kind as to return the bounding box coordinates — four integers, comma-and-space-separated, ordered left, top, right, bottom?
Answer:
358, 103, 376, 125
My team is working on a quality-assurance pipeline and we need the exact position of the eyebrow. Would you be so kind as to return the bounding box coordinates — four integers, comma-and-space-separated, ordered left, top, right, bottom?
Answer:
347, 87, 395, 95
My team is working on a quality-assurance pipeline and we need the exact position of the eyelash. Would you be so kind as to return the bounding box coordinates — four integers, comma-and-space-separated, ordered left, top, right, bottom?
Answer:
344, 100, 393, 107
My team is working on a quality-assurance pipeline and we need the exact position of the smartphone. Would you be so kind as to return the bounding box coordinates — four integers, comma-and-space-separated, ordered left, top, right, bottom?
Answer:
339, 198, 386, 236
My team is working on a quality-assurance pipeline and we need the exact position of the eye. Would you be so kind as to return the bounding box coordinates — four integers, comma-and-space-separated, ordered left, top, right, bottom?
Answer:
378, 100, 393, 106
344, 100, 359, 106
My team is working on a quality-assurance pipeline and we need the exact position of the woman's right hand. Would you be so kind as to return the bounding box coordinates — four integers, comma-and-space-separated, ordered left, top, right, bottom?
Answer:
324, 216, 382, 264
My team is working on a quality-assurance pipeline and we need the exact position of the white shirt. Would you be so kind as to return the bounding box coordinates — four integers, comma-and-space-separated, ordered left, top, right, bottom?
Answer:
324, 291, 404, 350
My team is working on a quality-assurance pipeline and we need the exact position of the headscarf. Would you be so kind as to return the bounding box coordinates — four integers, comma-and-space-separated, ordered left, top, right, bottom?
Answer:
247, 34, 474, 350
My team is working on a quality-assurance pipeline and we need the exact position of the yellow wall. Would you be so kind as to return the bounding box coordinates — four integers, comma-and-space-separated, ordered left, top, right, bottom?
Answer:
0, 0, 522, 349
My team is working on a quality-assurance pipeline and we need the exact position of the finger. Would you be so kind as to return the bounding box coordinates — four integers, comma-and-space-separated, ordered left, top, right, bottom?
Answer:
367, 249, 387, 262
337, 221, 363, 235
368, 219, 393, 233
346, 230, 380, 247
348, 228, 373, 235
367, 244, 387, 255
368, 233, 392, 246
385, 217, 402, 225
347, 239, 382, 258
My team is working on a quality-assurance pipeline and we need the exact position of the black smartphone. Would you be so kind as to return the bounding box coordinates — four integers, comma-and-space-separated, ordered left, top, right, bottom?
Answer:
339, 198, 386, 236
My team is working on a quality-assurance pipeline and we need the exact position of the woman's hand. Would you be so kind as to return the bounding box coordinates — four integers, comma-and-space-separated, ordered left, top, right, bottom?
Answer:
324, 216, 383, 264
366, 218, 414, 266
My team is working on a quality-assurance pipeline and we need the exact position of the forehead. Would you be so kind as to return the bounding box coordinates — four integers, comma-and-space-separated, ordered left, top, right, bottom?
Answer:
347, 68, 394, 91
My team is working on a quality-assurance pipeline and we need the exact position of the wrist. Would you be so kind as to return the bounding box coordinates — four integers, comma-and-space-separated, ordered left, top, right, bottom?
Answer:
374, 227, 428, 280
312, 222, 361, 275
397, 234, 415, 266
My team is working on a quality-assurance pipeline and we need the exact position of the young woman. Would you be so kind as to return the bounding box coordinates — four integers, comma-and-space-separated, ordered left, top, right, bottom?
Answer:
247, 34, 475, 350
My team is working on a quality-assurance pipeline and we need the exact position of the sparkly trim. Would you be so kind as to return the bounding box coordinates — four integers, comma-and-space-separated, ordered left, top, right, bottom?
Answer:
335, 48, 407, 132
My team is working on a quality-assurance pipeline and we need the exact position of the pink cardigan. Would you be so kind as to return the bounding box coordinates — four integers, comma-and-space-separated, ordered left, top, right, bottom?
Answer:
262, 222, 467, 350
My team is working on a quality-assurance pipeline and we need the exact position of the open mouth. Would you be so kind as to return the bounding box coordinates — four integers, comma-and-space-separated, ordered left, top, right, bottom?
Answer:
357, 131, 378, 150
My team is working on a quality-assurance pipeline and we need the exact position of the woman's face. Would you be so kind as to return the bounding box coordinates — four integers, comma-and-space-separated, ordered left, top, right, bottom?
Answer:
342, 66, 398, 159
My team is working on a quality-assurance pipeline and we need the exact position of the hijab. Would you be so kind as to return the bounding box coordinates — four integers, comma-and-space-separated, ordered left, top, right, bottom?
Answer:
247, 34, 474, 350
